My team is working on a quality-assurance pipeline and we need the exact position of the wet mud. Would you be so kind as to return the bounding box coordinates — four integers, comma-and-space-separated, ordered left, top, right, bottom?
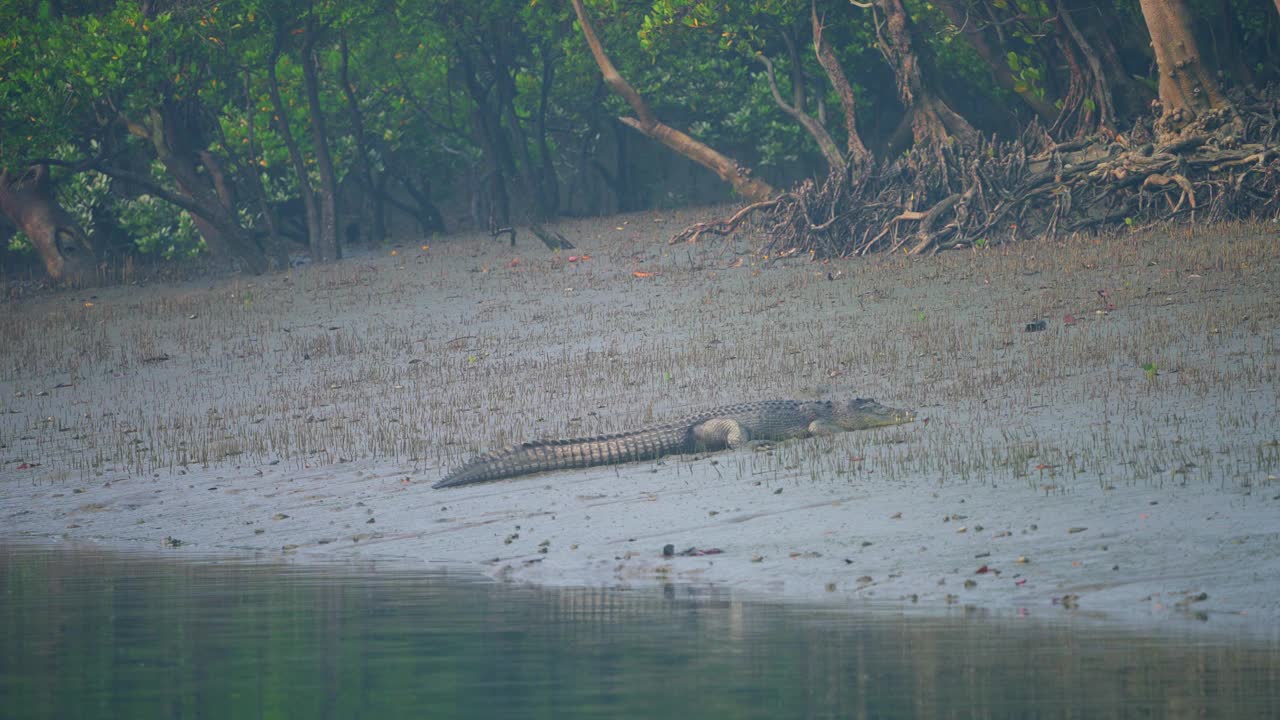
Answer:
2, 208, 1277, 629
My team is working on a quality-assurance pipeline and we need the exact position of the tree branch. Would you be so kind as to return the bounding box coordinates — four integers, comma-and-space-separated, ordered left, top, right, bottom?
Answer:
570, 0, 776, 201
569, 0, 656, 129
92, 164, 216, 222
756, 54, 845, 171
813, 0, 872, 167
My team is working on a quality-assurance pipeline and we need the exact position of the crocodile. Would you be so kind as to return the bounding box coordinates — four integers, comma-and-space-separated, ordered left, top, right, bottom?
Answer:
434, 398, 911, 489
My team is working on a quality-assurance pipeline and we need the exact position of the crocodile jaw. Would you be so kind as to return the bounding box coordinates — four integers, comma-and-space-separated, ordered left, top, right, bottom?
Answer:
829, 398, 914, 430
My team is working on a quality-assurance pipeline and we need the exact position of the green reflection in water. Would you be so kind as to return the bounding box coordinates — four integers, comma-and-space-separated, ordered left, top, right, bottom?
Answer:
2, 542, 1278, 719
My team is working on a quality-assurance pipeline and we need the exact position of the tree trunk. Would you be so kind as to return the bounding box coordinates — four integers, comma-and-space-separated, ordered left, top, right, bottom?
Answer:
758, 53, 844, 172
1053, 0, 1117, 134
372, 172, 391, 238
496, 55, 552, 220
0, 165, 96, 282
1207, 0, 1256, 88
458, 50, 512, 229
933, 0, 1060, 123
396, 172, 446, 235
339, 31, 383, 245
124, 106, 269, 273
239, 67, 294, 264
1074, 1, 1155, 122
591, 116, 643, 213
534, 44, 561, 215
779, 26, 806, 111
570, 0, 776, 202
301, 17, 340, 262
1137, 0, 1231, 136
472, 119, 510, 231
811, 0, 871, 170
267, 37, 321, 254
875, 0, 978, 153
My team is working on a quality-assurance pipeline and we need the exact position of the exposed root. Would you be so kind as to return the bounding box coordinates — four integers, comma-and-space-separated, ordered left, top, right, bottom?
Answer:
674, 93, 1280, 257
670, 196, 788, 244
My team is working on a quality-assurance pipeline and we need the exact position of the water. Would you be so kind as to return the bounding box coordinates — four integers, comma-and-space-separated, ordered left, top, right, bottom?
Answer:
2, 543, 1278, 719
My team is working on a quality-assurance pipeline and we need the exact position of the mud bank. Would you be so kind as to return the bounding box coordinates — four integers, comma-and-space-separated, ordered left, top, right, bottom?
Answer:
2, 209, 1277, 630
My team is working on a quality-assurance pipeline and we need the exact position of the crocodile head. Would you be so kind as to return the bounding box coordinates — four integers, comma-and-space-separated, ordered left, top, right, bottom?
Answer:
824, 398, 914, 430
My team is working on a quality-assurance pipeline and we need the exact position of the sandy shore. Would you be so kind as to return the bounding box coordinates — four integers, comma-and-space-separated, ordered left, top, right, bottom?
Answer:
2, 208, 1277, 629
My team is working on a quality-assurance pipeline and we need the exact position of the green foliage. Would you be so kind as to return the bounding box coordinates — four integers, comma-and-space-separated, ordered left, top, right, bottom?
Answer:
117, 194, 203, 259
3, 0, 1000, 254
55, 162, 204, 259
0, 0, 1272, 272
613, 0, 887, 170
1006, 51, 1045, 100
910, 0, 1003, 110
7, 232, 35, 255
56, 160, 113, 232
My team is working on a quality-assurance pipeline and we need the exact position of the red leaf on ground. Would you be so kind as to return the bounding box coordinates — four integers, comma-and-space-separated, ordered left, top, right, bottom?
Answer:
1063, 314, 1077, 325
976, 564, 990, 574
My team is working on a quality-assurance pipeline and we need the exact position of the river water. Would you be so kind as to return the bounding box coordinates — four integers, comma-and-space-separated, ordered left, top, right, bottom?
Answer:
2, 542, 1277, 719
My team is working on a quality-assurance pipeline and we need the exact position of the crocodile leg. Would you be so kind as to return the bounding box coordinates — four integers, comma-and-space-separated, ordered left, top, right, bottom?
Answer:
691, 418, 748, 449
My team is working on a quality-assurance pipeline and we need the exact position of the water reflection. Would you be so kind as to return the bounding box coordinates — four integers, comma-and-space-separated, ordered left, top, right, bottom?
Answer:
2, 542, 1278, 718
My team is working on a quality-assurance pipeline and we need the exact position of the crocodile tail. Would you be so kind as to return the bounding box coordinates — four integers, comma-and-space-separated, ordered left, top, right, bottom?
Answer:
433, 441, 562, 488
432, 453, 508, 488
434, 426, 691, 488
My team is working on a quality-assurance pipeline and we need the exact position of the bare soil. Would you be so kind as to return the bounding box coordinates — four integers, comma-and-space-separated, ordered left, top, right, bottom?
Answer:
2, 208, 1277, 630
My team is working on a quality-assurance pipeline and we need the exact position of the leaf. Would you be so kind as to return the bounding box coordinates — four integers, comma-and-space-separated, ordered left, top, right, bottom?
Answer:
632, 271, 653, 278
